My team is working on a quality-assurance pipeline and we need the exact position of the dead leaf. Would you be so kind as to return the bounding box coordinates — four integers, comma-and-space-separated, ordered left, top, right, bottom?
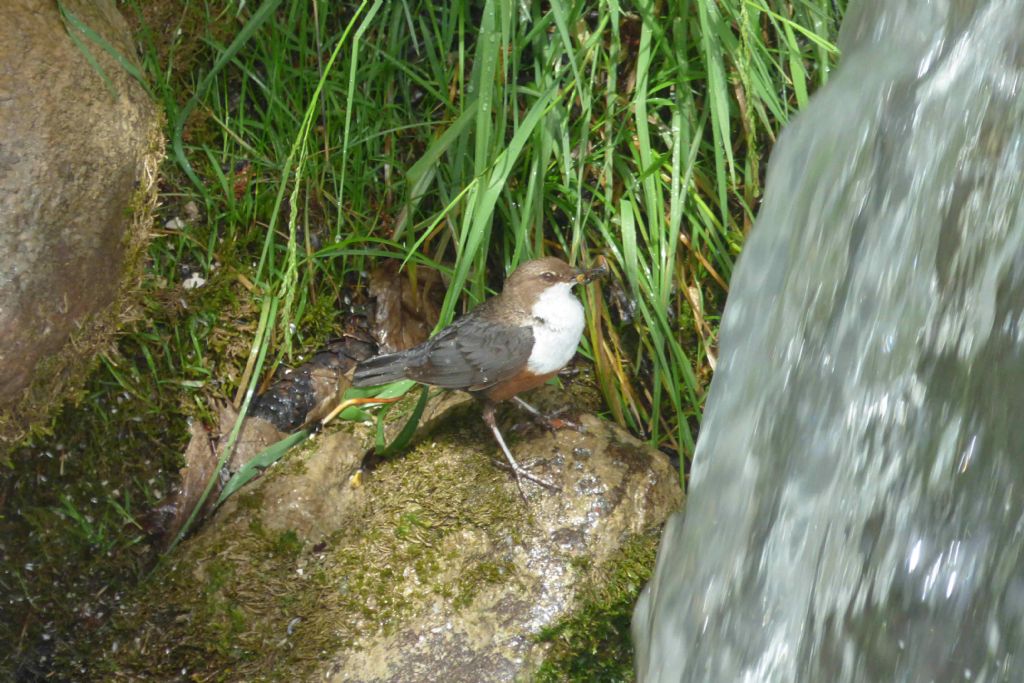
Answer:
367, 262, 444, 353
141, 406, 229, 546
143, 333, 379, 545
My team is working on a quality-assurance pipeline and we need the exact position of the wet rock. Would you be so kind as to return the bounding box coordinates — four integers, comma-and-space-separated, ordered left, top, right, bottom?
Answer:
249, 333, 376, 431
0, 0, 162, 443
100, 397, 681, 681
323, 413, 680, 682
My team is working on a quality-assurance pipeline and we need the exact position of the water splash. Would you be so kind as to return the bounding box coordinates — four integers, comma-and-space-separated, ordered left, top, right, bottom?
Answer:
633, 1, 1024, 680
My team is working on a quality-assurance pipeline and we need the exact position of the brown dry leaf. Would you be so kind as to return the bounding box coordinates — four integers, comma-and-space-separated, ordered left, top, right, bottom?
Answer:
142, 404, 231, 546
144, 332, 379, 545
368, 261, 444, 353
248, 333, 377, 430
144, 402, 287, 546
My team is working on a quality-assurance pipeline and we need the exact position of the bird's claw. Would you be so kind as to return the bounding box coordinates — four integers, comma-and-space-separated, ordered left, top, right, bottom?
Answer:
538, 413, 583, 434
491, 458, 561, 496
509, 399, 584, 435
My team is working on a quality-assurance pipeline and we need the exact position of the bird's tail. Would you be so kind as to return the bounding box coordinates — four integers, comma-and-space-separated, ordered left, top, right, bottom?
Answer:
352, 351, 411, 387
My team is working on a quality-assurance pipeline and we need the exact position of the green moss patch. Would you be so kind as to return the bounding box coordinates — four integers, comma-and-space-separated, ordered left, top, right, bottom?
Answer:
534, 531, 660, 683
88, 415, 527, 679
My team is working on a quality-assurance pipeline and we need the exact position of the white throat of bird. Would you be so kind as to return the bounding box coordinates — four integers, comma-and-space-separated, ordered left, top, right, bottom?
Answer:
526, 282, 585, 374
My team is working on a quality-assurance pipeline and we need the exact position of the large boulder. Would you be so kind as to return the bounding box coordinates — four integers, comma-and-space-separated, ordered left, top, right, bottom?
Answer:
0, 0, 162, 443
93, 392, 682, 681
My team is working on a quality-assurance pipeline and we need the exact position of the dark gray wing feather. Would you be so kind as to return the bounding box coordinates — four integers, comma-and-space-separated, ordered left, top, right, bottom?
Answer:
352, 349, 413, 386
403, 313, 533, 390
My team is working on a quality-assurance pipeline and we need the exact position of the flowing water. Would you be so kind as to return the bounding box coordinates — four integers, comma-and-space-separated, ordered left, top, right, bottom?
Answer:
632, 1, 1024, 680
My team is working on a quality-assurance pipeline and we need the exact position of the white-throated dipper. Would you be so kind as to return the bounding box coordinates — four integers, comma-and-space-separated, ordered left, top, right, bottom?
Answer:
352, 256, 608, 497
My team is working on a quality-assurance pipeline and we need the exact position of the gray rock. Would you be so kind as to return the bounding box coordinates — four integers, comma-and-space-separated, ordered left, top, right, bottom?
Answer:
103, 398, 681, 681
321, 412, 680, 682
0, 0, 162, 443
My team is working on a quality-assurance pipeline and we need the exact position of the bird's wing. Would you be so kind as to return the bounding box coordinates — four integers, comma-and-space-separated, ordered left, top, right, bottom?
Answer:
404, 314, 534, 391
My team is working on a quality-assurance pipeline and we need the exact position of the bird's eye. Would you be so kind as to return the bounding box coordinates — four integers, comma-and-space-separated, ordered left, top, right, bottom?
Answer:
541, 272, 556, 281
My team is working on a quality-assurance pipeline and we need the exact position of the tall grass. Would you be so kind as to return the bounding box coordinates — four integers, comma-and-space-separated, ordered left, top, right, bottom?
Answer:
144, 0, 842, 464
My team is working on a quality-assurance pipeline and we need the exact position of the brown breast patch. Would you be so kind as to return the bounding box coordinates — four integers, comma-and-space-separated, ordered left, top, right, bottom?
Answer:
478, 369, 558, 402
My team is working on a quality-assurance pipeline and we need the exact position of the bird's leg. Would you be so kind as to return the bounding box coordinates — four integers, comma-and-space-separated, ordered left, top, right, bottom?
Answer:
510, 396, 583, 433
481, 403, 560, 498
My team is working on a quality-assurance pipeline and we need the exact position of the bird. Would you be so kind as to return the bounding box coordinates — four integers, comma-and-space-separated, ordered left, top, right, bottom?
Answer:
352, 256, 608, 497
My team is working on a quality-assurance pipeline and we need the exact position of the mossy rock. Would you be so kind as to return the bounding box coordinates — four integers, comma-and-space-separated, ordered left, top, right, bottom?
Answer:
0, 0, 163, 448
91, 395, 682, 681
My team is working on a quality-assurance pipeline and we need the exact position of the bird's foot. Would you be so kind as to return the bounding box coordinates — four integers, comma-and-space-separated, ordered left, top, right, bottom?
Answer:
483, 402, 562, 501
534, 409, 582, 433
491, 457, 561, 496
510, 397, 584, 435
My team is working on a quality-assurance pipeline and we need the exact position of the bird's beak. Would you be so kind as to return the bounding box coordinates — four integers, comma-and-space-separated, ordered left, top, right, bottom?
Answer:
576, 255, 610, 284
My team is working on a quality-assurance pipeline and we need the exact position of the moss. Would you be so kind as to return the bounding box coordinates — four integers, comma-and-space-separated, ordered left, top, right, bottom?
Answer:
533, 531, 661, 683
82, 413, 529, 680
269, 530, 304, 559
451, 558, 516, 610
236, 489, 265, 512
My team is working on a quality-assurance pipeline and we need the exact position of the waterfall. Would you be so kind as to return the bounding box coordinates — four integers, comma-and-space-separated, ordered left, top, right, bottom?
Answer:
633, 1, 1024, 680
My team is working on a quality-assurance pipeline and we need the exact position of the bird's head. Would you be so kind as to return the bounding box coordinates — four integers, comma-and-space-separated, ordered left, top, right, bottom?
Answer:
504, 255, 608, 293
